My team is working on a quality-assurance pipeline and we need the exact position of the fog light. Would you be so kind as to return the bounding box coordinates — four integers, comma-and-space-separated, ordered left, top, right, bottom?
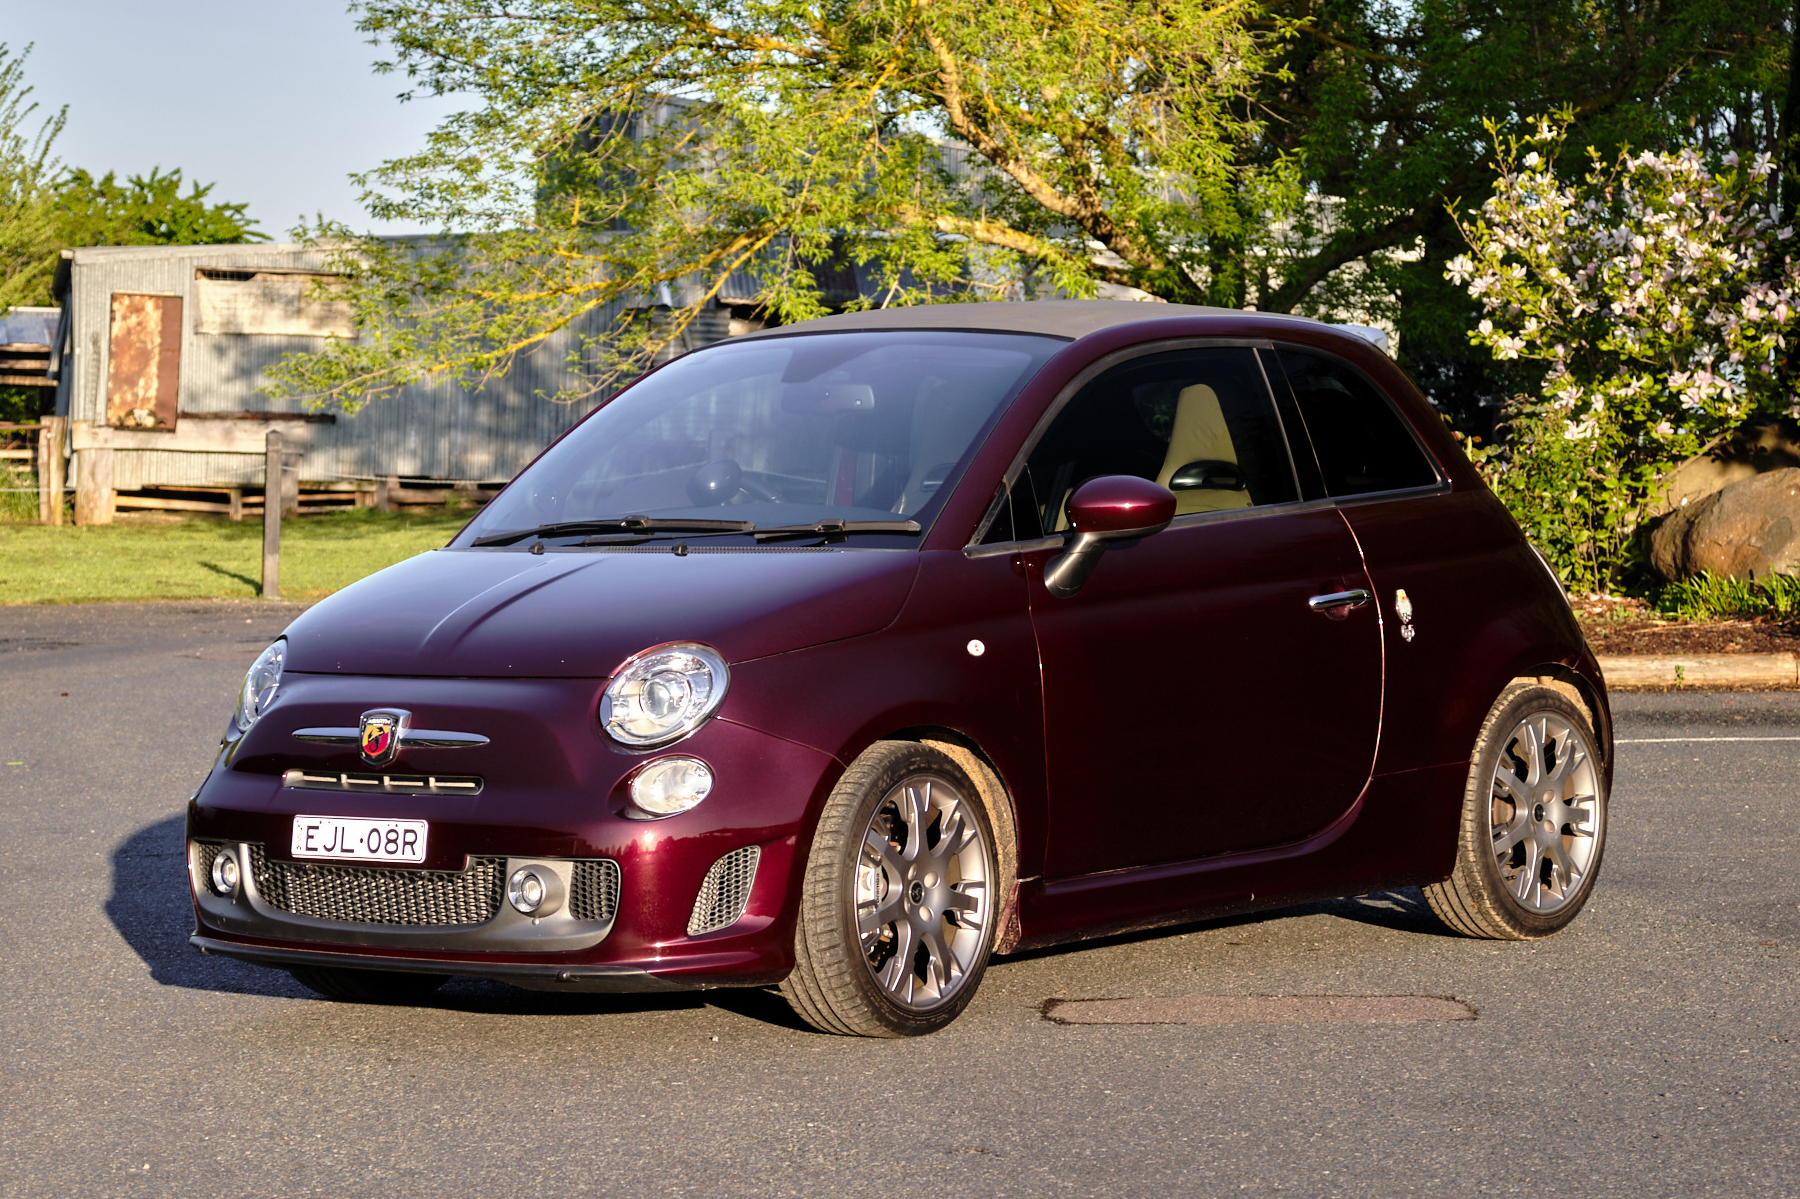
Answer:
210, 848, 240, 896
507, 866, 565, 917
628, 756, 714, 818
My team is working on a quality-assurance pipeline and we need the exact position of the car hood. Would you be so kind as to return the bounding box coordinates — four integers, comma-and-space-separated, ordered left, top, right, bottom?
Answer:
281, 548, 920, 678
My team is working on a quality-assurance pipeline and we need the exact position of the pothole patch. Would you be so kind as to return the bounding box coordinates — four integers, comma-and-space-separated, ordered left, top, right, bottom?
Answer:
1041, 994, 1477, 1026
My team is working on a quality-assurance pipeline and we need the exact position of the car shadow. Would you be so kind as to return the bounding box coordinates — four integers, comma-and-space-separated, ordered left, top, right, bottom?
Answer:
995, 885, 1457, 965
1305, 886, 1455, 936
105, 813, 814, 1029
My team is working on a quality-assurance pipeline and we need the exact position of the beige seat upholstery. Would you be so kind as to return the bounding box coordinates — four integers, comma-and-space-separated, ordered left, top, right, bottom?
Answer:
897, 386, 989, 515
1155, 384, 1252, 515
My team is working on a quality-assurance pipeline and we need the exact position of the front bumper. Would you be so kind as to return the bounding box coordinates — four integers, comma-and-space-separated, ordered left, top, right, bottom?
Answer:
188, 672, 842, 990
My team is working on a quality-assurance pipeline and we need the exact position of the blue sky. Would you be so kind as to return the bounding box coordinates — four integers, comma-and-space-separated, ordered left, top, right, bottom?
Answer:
6, 1, 461, 237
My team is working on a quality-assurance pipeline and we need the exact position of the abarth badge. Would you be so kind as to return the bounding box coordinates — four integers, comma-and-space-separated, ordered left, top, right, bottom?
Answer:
1395, 589, 1417, 642
359, 709, 411, 766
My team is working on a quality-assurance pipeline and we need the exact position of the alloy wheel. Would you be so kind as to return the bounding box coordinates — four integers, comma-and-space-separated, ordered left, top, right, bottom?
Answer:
1487, 712, 1603, 913
853, 773, 992, 1010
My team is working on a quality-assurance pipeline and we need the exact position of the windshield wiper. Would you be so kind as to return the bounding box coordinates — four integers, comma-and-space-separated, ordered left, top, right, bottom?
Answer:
751, 519, 922, 542
471, 516, 755, 547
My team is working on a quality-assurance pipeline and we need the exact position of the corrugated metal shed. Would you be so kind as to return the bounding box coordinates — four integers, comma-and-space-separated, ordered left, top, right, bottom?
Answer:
54, 243, 715, 489
49, 229, 1006, 504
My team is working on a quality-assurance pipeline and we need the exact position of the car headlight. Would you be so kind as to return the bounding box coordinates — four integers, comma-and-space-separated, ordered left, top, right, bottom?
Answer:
599, 643, 729, 748
236, 640, 286, 732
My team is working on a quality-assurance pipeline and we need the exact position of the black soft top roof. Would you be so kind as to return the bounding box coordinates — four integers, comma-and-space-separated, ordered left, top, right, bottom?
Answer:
735, 299, 1356, 344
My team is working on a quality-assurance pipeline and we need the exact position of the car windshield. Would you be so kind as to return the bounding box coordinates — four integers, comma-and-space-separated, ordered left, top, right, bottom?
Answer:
458, 330, 1062, 547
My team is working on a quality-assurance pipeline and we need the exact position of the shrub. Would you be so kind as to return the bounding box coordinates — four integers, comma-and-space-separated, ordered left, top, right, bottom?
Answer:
1448, 117, 1800, 593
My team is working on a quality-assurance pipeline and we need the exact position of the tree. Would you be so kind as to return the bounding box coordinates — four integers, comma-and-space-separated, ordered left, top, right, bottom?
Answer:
1254, 0, 1793, 426
55, 167, 265, 248
0, 43, 65, 313
265, 0, 1303, 408
268, 0, 1792, 412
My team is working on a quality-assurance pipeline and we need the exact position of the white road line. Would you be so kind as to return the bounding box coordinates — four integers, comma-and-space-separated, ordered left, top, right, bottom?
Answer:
1616, 736, 1800, 743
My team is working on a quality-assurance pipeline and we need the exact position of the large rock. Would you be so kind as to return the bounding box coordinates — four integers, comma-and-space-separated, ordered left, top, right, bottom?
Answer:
1654, 416, 1800, 515
1650, 468, 1800, 581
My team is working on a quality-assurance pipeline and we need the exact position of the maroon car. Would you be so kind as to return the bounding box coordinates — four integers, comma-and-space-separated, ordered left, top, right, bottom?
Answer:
188, 301, 1611, 1036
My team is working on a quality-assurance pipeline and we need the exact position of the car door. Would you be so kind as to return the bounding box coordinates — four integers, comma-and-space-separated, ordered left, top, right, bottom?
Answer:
995, 343, 1383, 878
1268, 344, 1515, 777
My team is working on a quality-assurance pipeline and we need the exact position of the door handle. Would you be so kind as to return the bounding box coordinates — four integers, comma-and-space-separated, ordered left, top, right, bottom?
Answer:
1308, 588, 1371, 615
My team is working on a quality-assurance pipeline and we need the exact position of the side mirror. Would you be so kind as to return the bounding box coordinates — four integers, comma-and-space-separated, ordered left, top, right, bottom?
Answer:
1043, 475, 1176, 599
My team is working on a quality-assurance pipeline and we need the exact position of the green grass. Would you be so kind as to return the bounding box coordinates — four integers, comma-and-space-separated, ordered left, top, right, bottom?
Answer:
0, 508, 473, 604
0, 466, 38, 523
1654, 571, 1800, 621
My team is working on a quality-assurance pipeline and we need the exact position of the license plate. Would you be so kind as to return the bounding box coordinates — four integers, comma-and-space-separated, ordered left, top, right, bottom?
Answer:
291, 816, 428, 863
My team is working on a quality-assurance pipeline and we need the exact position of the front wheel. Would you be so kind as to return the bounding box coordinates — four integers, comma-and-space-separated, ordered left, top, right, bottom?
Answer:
781, 741, 1002, 1036
1424, 682, 1608, 939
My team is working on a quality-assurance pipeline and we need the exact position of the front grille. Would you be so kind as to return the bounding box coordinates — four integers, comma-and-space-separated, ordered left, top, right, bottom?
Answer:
249, 845, 505, 926
568, 859, 622, 922
281, 769, 483, 796
687, 845, 760, 936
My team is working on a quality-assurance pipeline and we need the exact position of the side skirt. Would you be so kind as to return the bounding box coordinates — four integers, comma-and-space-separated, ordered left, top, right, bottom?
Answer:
1009, 762, 1466, 952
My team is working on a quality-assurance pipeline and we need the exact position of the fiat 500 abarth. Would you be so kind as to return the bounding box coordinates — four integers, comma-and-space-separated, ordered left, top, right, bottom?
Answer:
188, 300, 1612, 1037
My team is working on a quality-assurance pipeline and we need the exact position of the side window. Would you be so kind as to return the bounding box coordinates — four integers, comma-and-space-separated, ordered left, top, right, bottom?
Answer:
1013, 347, 1298, 538
1276, 349, 1439, 497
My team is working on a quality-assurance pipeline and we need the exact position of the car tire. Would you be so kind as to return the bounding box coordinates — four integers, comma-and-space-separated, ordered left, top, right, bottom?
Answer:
780, 740, 1005, 1037
288, 966, 450, 1003
1425, 682, 1608, 939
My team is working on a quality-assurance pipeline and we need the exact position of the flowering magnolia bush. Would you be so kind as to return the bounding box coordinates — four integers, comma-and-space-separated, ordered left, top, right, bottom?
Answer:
1448, 120, 1800, 591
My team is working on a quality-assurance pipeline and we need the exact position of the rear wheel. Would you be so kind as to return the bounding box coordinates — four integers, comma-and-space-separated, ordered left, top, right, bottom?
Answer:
1425, 682, 1607, 939
781, 741, 1001, 1037
288, 966, 449, 1003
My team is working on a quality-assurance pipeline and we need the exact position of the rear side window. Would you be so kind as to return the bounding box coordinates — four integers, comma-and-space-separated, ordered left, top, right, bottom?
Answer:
1276, 349, 1438, 497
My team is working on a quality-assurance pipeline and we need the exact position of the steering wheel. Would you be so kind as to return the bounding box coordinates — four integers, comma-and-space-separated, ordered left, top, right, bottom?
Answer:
688, 460, 782, 506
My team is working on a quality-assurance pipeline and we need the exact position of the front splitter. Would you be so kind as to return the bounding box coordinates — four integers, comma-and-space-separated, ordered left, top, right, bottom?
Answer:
190, 934, 694, 992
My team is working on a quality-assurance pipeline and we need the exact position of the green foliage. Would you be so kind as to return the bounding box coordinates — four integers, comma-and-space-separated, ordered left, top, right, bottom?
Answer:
0, 43, 65, 312
0, 384, 49, 424
264, 0, 1304, 408
1258, 0, 1792, 419
1655, 571, 1800, 620
259, 0, 1793, 413
54, 167, 265, 248
1449, 121, 1800, 593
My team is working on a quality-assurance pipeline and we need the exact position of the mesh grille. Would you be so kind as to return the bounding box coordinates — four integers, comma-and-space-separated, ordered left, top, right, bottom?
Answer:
568, 859, 622, 922
687, 845, 760, 936
191, 840, 222, 890
249, 846, 504, 926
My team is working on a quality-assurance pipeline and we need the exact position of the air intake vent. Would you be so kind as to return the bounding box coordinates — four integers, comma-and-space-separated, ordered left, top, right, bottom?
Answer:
190, 840, 222, 890
249, 846, 505, 926
687, 845, 760, 936
568, 859, 622, 922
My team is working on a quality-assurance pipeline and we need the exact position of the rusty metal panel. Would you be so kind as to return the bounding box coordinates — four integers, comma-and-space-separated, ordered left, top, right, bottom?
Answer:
106, 293, 182, 430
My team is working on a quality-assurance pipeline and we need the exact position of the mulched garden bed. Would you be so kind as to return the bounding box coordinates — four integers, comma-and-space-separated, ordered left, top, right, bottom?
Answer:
1572, 593, 1800, 656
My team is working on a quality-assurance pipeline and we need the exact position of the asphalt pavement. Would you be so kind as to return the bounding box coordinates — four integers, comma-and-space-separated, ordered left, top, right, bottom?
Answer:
0, 600, 1794, 1197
